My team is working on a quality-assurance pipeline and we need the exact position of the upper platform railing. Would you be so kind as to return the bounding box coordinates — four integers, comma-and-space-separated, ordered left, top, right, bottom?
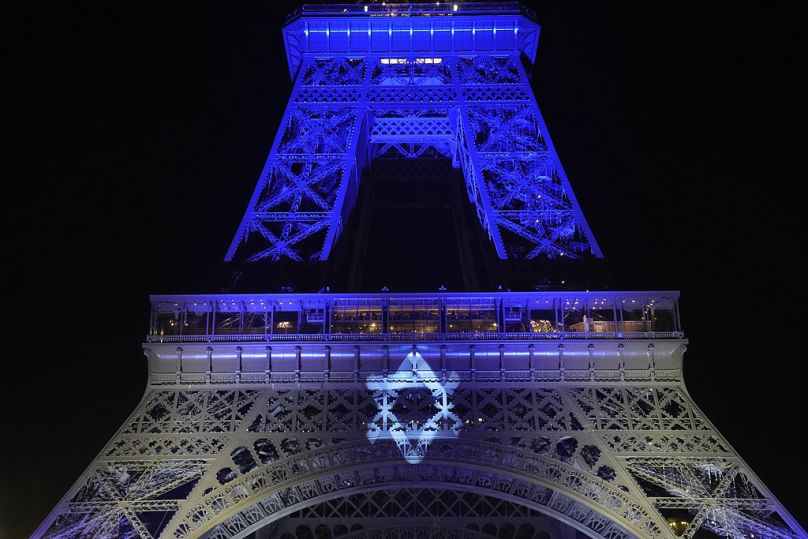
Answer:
148, 291, 682, 343
287, 3, 536, 23
280, 2, 543, 78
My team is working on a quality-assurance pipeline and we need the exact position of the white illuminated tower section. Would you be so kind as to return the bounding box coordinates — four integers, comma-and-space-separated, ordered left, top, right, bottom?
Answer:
35, 4, 805, 539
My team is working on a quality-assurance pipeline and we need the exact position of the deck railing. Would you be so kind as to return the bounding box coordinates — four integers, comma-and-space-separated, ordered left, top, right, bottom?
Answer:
146, 330, 683, 344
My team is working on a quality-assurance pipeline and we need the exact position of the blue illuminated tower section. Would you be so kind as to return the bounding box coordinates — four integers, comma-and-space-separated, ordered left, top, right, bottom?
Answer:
225, 3, 602, 264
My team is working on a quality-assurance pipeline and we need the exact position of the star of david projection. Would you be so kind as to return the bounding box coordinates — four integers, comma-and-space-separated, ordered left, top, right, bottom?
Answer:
366, 350, 461, 463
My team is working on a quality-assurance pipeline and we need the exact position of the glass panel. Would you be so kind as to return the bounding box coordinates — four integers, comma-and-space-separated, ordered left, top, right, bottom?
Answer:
184, 302, 210, 335
649, 297, 677, 332
301, 307, 325, 334
529, 298, 556, 333
215, 300, 242, 335
243, 301, 268, 334
389, 300, 439, 334
331, 301, 382, 335
273, 311, 298, 335
445, 300, 497, 333
560, 297, 586, 332
503, 302, 526, 332
155, 302, 182, 336
620, 296, 650, 333
588, 297, 617, 333
243, 311, 267, 334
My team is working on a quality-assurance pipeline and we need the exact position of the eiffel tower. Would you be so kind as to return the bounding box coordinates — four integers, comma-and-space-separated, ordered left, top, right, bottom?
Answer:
35, 3, 805, 539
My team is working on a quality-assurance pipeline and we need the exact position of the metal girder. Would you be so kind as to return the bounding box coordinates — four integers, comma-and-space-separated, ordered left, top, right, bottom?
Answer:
36, 349, 807, 539
226, 52, 603, 263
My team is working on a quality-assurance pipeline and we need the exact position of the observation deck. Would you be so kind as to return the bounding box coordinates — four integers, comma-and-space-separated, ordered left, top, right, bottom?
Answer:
286, 2, 535, 22
149, 291, 681, 344
144, 291, 686, 387
281, 2, 541, 78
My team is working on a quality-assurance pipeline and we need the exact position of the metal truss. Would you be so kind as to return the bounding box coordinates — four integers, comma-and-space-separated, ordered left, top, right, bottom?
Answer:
35, 293, 802, 537
226, 51, 603, 263
36, 359, 806, 538
268, 488, 580, 539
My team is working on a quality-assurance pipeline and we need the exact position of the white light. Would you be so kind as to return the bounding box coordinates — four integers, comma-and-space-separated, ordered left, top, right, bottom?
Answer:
453, 4, 458, 11
364, 5, 368, 12
366, 352, 460, 464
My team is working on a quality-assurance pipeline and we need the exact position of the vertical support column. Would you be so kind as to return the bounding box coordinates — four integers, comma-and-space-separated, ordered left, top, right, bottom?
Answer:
295, 345, 302, 381
320, 58, 372, 260
226, 56, 369, 263
353, 344, 360, 381
224, 57, 310, 262
453, 55, 508, 259
324, 345, 331, 382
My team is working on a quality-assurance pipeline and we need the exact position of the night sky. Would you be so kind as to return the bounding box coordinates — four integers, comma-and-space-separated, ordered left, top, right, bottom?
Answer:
7, 2, 805, 537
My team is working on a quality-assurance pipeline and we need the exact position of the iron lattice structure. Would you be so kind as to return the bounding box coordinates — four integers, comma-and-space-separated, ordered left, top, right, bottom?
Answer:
35, 4, 805, 539
224, 3, 601, 263
35, 291, 806, 539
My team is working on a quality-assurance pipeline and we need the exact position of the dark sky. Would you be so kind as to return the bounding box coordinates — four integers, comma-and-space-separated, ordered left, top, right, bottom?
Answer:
7, 2, 805, 537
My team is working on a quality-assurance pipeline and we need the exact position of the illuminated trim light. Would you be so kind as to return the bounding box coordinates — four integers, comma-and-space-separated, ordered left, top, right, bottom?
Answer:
380, 57, 443, 64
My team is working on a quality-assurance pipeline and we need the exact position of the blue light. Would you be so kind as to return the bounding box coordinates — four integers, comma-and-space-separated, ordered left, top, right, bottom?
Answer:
226, 5, 603, 265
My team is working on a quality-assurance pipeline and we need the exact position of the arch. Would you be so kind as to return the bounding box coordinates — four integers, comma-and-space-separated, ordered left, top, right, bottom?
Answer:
249, 487, 582, 539
170, 439, 665, 538
206, 482, 625, 539
276, 522, 553, 539
338, 524, 514, 539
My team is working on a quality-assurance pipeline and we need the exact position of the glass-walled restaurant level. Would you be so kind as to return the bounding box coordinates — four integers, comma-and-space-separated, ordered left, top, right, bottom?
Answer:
148, 292, 681, 342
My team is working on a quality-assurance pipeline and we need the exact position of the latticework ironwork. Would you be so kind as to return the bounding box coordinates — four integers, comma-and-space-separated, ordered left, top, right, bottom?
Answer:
225, 5, 601, 263
35, 292, 806, 539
